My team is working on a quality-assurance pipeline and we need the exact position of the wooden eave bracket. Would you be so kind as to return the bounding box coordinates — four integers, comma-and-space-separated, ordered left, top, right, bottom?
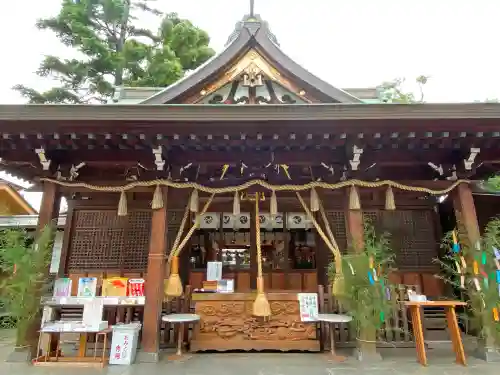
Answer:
349, 145, 363, 171
464, 148, 480, 170
35, 148, 51, 171
152, 146, 165, 171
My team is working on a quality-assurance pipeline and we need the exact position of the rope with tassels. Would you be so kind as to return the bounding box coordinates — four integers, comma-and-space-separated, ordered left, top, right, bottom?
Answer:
253, 192, 271, 317
40, 177, 468, 195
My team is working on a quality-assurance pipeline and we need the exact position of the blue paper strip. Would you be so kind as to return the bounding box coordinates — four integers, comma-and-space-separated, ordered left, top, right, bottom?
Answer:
496, 270, 500, 283
368, 271, 375, 285
452, 243, 460, 253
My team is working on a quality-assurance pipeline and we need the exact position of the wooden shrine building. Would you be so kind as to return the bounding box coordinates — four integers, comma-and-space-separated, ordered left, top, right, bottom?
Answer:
1, 11, 500, 360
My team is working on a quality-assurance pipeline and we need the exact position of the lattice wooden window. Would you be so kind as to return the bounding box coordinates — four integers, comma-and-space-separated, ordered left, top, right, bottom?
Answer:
325, 211, 348, 255
68, 210, 152, 272
363, 210, 438, 271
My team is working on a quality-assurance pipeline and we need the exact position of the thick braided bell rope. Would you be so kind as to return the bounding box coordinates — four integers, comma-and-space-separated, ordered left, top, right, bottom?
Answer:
255, 194, 263, 283
40, 178, 468, 195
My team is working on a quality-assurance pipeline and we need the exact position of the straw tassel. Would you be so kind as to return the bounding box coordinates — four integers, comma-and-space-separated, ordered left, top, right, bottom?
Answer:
165, 256, 183, 297
189, 189, 199, 213
151, 185, 164, 210
253, 277, 271, 317
310, 188, 320, 212
117, 191, 128, 216
233, 191, 240, 215
270, 190, 278, 216
385, 186, 396, 210
348, 186, 361, 210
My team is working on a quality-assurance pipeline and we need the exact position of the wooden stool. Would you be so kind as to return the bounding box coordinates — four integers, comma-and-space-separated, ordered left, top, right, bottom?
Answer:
317, 313, 352, 362
94, 328, 112, 363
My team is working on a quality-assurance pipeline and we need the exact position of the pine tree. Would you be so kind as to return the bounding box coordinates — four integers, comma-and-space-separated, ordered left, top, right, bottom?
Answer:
13, 0, 215, 103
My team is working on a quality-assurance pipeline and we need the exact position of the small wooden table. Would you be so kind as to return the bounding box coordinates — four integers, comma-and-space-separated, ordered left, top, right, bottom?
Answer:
33, 328, 112, 367
162, 313, 200, 360
316, 313, 352, 362
405, 301, 467, 366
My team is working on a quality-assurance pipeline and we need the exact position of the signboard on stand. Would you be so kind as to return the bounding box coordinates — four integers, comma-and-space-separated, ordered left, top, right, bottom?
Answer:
207, 261, 223, 281
297, 293, 319, 322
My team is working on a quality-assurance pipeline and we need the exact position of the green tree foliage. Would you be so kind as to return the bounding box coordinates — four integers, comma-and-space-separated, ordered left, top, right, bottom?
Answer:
13, 0, 215, 103
378, 75, 429, 103
439, 222, 500, 343
0, 226, 55, 346
328, 222, 397, 338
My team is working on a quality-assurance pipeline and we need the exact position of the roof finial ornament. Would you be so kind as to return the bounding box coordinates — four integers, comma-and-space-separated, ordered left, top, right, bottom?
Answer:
249, 0, 255, 17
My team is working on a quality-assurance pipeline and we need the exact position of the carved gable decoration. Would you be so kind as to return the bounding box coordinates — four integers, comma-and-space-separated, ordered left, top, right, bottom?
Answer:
196, 50, 309, 105
141, 14, 361, 105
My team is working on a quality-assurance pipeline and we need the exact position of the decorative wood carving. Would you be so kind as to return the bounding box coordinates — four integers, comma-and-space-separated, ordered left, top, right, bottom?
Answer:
191, 294, 319, 352
195, 50, 315, 105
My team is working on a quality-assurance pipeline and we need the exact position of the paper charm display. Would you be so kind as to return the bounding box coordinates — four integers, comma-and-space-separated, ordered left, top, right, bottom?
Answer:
53, 278, 72, 297
77, 277, 98, 297
102, 277, 128, 297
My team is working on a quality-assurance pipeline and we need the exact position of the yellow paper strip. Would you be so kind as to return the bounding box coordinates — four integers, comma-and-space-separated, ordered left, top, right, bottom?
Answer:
452, 230, 458, 244
493, 308, 499, 322
369, 256, 374, 269
454, 260, 461, 274
473, 261, 479, 275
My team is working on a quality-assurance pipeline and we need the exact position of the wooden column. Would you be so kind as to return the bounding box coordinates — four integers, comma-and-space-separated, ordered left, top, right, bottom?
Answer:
140, 187, 168, 362
345, 192, 364, 253
344, 190, 381, 360
452, 183, 480, 247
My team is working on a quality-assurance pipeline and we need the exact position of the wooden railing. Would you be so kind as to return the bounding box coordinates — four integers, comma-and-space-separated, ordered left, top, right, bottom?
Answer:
317, 285, 416, 349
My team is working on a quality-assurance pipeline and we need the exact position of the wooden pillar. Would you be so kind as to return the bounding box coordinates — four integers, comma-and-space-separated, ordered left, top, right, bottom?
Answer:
452, 183, 480, 247
345, 192, 364, 253
37, 181, 62, 234
140, 187, 168, 362
344, 189, 381, 360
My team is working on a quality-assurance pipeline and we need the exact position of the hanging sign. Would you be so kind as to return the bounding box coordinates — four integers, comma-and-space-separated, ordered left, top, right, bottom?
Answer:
297, 293, 319, 322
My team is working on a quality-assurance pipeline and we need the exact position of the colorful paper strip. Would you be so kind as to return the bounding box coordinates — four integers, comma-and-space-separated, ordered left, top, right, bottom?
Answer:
473, 278, 481, 291
368, 271, 375, 285
473, 261, 479, 275
493, 308, 499, 322
494, 246, 500, 260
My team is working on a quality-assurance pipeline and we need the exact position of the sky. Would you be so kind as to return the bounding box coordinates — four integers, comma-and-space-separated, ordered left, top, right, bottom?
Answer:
0, 0, 499, 210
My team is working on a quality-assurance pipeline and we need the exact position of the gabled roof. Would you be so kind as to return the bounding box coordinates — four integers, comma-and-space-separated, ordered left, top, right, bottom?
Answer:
142, 14, 362, 104
0, 183, 37, 215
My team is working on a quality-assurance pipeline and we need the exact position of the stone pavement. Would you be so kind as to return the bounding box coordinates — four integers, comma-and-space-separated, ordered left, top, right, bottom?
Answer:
1, 330, 499, 375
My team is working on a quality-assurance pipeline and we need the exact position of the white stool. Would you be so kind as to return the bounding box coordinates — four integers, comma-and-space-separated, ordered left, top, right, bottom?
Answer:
162, 313, 200, 360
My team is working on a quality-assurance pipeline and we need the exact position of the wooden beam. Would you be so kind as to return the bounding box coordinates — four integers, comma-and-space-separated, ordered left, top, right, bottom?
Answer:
140, 187, 168, 361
